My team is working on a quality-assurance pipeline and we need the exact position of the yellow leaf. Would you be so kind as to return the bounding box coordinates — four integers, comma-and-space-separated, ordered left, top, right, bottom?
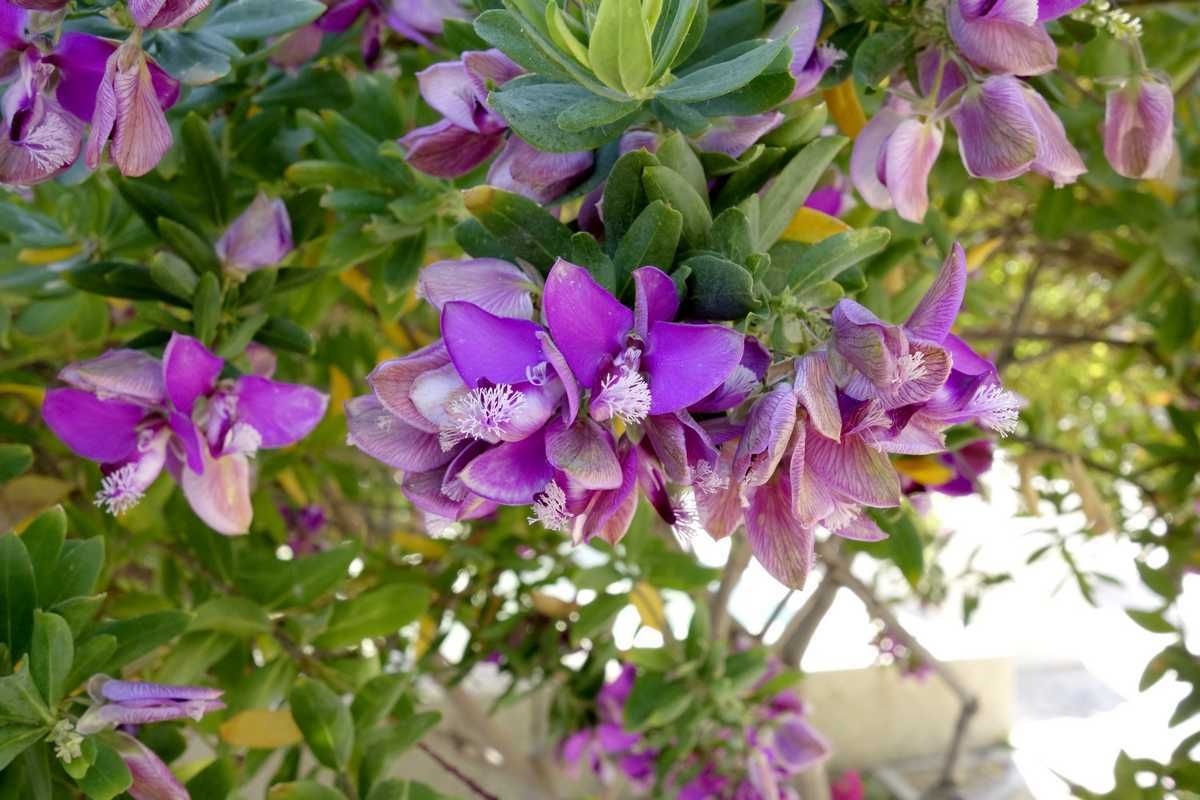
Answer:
780, 207, 852, 244
414, 614, 438, 658
328, 366, 352, 416
630, 581, 666, 632
338, 268, 374, 306
17, 244, 83, 265
965, 238, 1002, 271
822, 80, 866, 139
1144, 179, 1175, 204
3, 476, 74, 532
219, 709, 303, 749
531, 592, 577, 619
276, 469, 308, 506
0, 382, 46, 406
893, 456, 955, 486
392, 530, 448, 559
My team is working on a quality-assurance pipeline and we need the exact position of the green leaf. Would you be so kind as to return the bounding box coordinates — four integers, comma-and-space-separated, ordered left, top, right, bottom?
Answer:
149, 30, 238, 86
268, 782, 349, 800
601, 149, 660, 250
462, 185, 573, 275
65, 634, 117, 692
289, 678, 354, 770
50, 594, 104, 638
18, 507, 64, 607
0, 533, 36, 658
545, 1, 590, 67
650, 0, 701, 79
783, 228, 892, 291
217, 312, 270, 359
0, 665, 53, 727
113, 178, 193, 235
612, 201, 683, 296
91, 610, 191, 672
30, 612, 71, 707
358, 712, 441, 795
656, 131, 707, 199
659, 37, 787, 102
313, 583, 432, 650
235, 542, 360, 609
21, 742, 51, 800
0, 205, 69, 248
642, 165, 712, 247
191, 272, 222, 346
48, 538, 104, 605
190, 597, 272, 637
0, 725, 47, 773
149, 253, 199, 301
184, 754, 236, 799
474, 9, 580, 84
351, 674, 408, 731
683, 0, 759, 66
871, 508, 924, 587
155, 631, 238, 685
0, 444, 32, 484
253, 316, 315, 355
624, 671, 691, 728
76, 742, 132, 800
1126, 608, 1176, 634
206, 0, 325, 38
853, 29, 915, 87
570, 231, 617, 293
589, 0, 653, 94
681, 254, 756, 320
757, 137, 847, 248
557, 94, 643, 133
158, 218, 221, 275
489, 77, 644, 152
571, 592, 628, 645
706, 207, 754, 263
181, 113, 230, 225
366, 780, 452, 800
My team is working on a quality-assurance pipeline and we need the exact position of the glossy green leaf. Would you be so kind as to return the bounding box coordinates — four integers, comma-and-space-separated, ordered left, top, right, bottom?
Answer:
289, 678, 354, 770
30, 612, 72, 707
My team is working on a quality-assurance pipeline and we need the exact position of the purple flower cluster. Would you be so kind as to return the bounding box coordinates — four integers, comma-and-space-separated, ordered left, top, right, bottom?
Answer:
42, 333, 328, 534
0, 0, 193, 184
560, 665, 657, 793
349, 242, 1018, 587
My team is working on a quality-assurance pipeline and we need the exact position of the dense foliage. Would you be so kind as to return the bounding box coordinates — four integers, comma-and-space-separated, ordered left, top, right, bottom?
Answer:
0, 0, 1195, 798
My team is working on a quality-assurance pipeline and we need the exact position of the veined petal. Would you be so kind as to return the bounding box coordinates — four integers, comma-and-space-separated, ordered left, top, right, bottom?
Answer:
543, 258, 633, 389
109, 44, 173, 177
162, 333, 222, 414
399, 118, 504, 178
537, 331, 580, 424
883, 117, 942, 223
180, 449, 252, 535
0, 63, 83, 186
952, 77, 1039, 181
131, 0, 211, 29
1104, 78, 1175, 180
216, 193, 293, 272
769, 0, 823, 73
367, 341, 452, 433
695, 442, 743, 540
916, 49, 967, 105
642, 410, 717, 484
83, 46, 118, 170
113, 733, 189, 800
458, 429, 554, 504
99, 679, 222, 702
947, 0, 1056, 76
59, 349, 165, 406
1025, 88, 1085, 187
409, 362, 467, 430
462, 49, 523, 99
831, 300, 905, 388
805, 432, 900, 507
643, 321, 744, 415
746, 467, 815, 589
42, 388, 144, 463
905, 243, 966, 344
487, 136, 592, 205
789, 422, 835, 526
793, 352, 842, 441
417, 60, 484, 132
693, 112, 783, 158
232, 376, 328, 449
442, 301, 546, 387
345, 394, 452, 471
632, 266, 680, 339
850, 106, 905, 210
417, 258, 534, 319
546, 417, 622, 490
733, 382, 797, 488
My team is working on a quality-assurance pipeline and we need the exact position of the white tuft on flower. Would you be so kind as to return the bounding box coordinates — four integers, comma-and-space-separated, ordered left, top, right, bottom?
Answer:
822, 499, 860, 533
670, 490, 706, 544
971, 383, 1021, 436
593, 350, 652, 425
525, 361, 550, 386
895, 351, 928, 384
528, 480, 571, 532
691, 460, 729, 495
440, 384, 525, 451
94, 462, 144, 516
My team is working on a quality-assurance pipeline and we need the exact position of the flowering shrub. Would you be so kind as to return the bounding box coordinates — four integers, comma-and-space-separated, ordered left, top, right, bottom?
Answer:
0, 0, 1195, 798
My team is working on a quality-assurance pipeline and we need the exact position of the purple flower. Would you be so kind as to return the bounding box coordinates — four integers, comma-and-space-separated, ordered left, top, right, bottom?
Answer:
216, 192, 294, 274
112, 732, 189, 800
768, 0, 843, 101
129, 0, 211, 30
416, 257, 535, 319
694, 112, 784, 159
486, 135, 593, 205
849, 94, 943, 223
400, 49, 521, 178
0, 50, 83, 186
42, 333, 328, 534
77, 676, 225, 734
282, 504, 328, 554
560, 665, 656, 793
7, 0, 69, 9
1104, 75, 1175, 180
831, 771, 865, 800
276, 0, 468, 69
947, 0, 1057, 77
903, 439, 994, 497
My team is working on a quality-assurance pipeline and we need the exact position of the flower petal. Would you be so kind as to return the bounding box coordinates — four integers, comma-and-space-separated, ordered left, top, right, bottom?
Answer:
805, 432, 900, 507
42, 388, 144, 463
408, 362, 467, 430
642, 321, 744, 415
1036, 0, 1086, 20
905, 242, 966, 343
632, 266, 679, 339
441, 301, 546, 387
487, 136, 592, 205
417, 60, 484, 132
769, 0, 824, 74
107, 45, 174, 176
545, 417, 622, 490
850, 106, 905, 210
947, 0, 1056, 75
537, 331, 580, 424
1025, 88, 1085, 187
59, 349, 165, 406
168, 411, 204, 473
830, 300, 905, 387
162, 333, 222, 414
99, 679, 223, 702
458, 429, 553, 504
793, 352, 842, 441
952, 77, 1039, 180
733, 382, 797, 488
1104, 78, 1175, 180
745, 468, 815, 589
693, 112, 783, 158
417, 257, 534, 319
180, 449, 252, 535
113, 733, 190, 800
543, 258, 633, 389
131, 0, 211, 29
462, 49, 523, 97
216, 193, 293, 272
399, 118, 504, 179
773, 717, 832, 770
883, 117, 942, 223
232, 376, 328, 449
345, 394, 453, 471
367, 342, 452, 433
789, 422, 835, 526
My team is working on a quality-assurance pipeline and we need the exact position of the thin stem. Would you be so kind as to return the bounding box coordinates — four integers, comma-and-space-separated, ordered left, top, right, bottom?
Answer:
418, 742, 501, 800
711, 537, 751, 643
778, 574, 839, 664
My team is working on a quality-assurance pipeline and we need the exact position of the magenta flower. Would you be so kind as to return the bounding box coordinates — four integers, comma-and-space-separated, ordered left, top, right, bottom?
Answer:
946, 0, 1057, 77
486, 135, 593, 205
831, 771, 865, 800
113, 733, 189, 800
904, 440, 995, 497
768, 0, 844, 101
6, 0, 69, 9
560, 665, 657, 793
1104, 75, 1175, 180
0, 50, 83, 185
849, 93, 943, 223
216, 192, 294, 274
129, 0, 211, 29
399, 49, 521, 178
83, 36, 177, 177
416, 257, 535, 319
694, 112, 784, 159
77, 676, 225, 734
43, 333, 328, 534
